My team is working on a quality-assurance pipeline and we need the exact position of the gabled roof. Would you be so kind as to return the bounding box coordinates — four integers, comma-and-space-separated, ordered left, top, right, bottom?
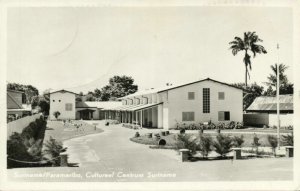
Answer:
7, 91, 23, 109
122, 78, 245, 99
246, 94, 293, 111
157, 78, 245, 93
76, 101, 122, 109
49, 89, 79, 95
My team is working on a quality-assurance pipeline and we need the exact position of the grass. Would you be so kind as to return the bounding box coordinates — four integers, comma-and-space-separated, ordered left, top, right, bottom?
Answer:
44, 120, 104, 142
130, 132, 289, 147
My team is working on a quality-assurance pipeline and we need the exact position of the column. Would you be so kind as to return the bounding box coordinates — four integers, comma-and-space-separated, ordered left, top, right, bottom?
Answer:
140, 110, 143, 128
158, 104, 163, 128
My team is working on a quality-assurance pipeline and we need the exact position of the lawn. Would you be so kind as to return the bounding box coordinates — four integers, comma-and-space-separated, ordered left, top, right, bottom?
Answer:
44, 120, 104, 142
130, 131, 290, 147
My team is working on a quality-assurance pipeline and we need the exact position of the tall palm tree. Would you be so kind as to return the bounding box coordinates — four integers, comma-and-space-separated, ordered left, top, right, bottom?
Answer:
229, 32, 267, 86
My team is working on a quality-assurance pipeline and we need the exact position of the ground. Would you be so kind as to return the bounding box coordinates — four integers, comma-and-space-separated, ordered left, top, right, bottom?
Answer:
7, 121, 293, 182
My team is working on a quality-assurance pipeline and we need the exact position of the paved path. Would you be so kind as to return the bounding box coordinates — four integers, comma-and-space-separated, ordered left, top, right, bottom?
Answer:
7, 121, 293, 182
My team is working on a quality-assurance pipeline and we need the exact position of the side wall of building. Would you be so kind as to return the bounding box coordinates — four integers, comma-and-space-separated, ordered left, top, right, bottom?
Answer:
49, 92, 76, 120
161, 80, 243, 129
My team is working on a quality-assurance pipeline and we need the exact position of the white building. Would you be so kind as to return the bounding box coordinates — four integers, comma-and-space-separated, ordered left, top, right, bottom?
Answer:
104, 78, 244, 130
49, 90, 77, 120
49, 89, 122, 120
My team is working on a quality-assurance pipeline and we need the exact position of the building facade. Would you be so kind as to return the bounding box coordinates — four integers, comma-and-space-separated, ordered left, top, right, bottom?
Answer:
49, 89, 122, 120
49, 90, 77, 120
104, 78, 244, 130
244, 94, 293, 127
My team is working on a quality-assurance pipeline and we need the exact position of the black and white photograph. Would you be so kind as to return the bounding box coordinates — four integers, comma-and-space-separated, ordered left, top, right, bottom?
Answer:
0, 0, 299, 190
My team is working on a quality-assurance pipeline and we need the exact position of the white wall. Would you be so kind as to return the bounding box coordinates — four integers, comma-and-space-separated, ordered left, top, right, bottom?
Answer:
49, 92, 76, 120
160, 80, 243, 129
269, 114, 293, 127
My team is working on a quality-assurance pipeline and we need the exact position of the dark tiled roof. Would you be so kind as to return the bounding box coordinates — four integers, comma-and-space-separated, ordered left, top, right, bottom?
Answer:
246, 94, 293, 111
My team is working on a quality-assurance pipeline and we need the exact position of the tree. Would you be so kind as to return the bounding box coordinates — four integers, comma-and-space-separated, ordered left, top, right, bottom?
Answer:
213, 134, 233, 158
264, 63, 293, 95
229, 32, 267, 86
43, 136, 66, 166
100, 75, 138, 101
31, 96, 50, 115
282, 132, 293, 146
267, 135, 278, 156
232, 82, 264, 110
7, 82, 39, 104
85, 93, 96, 101
198, 135, 213, 158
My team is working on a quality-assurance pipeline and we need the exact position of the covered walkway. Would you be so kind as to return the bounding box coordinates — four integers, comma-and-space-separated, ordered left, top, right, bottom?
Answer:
103, 103, 163, 128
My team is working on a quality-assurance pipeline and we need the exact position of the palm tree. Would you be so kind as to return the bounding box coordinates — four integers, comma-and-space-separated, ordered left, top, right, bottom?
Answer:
265, 63, 288, 87
229, 32, 267, 86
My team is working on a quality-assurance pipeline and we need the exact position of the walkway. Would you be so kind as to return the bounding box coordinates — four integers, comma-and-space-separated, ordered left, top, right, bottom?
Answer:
7, 121, 293, 182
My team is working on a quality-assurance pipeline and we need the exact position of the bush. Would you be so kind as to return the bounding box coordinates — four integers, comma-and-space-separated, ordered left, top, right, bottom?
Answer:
135, 132, 140, 137
21, 117, 47, 140
7, 117, 47, 168
43, 136, 66, 166
7, 133, 35, 168
198, 135, 213, 158
232, 135, 244, 148
267, 135, 278, 156
53, 111, 61, 120
175, 134, 198, 155
252, 134, 261, 155
213, 134, 233, 158
217, 122, 225, 129
282, 132, 293, 146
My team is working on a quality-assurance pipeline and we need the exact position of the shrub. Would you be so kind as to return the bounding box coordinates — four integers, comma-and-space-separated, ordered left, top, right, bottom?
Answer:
232, 135, 244, 148
217, 122, 225, 129
135, 132, 140, 137
7, 133, 34, 168
53, 111, 61, 120
180, 129, 185, 134
227, 121, 236, 129
198, 135, 213, 158
267, 135, 278, 156
208, 122, 216, 129
252, 134, 261, 155
213, 134, 233, 158
236, 122, 243, 129
175, 134, 198, 154
282, 132, 293, 146
43, 136, 66, 166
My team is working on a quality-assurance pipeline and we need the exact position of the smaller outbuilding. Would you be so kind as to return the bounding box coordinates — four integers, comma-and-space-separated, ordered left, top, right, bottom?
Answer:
244, 94, 293, 127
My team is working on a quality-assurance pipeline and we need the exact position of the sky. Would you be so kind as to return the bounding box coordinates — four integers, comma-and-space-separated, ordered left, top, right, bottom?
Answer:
7, 6, 293, 94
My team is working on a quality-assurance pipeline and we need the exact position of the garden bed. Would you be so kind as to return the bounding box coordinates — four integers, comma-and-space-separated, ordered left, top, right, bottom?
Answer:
130, 132, 289, 147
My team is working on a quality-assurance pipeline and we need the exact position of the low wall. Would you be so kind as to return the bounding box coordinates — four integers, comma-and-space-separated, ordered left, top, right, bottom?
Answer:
7, 113, 42, 138
243, 113, 293, 127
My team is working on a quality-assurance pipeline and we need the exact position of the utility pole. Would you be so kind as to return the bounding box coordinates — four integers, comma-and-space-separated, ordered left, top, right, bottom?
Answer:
276, 43, 281, 149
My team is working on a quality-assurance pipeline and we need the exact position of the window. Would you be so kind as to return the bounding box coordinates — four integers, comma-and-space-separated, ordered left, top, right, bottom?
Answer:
65, 103, 73, 111
203, 88, 210, 113
182, 112, 195, 121
59, 100, 61, 102
136, 99, 140, 105
188, 92, 195, 100
218, 92, 225, 100
218, 111, 230, 121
